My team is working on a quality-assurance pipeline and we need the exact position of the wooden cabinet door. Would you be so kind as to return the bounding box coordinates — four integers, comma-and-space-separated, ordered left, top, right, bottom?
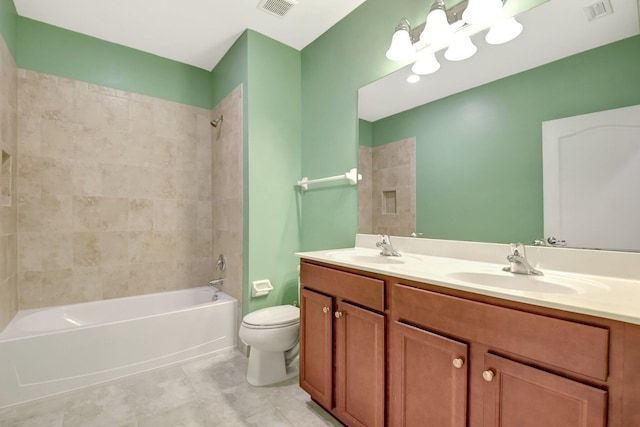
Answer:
300, 288, 334, 410
335, 301, 385, 427
483, 353, 607, 427
390, 321, 468, 427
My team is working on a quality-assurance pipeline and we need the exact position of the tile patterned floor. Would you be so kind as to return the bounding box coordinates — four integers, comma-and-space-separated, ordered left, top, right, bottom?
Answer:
0, 350, 343, 427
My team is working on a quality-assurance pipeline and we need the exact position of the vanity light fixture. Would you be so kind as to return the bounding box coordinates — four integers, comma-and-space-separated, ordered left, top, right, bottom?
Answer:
485, 16, 524, 44
386, 0, 523, 77
386, 18, 417, 61
411, 50, 441, 75
462, 0, 503, 24
444, 36, 477, 61
420, 0, 454, 45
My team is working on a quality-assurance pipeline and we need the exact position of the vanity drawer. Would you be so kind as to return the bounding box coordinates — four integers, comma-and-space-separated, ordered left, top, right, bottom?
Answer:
300, 262, 385, 311
393, 283, 609, 381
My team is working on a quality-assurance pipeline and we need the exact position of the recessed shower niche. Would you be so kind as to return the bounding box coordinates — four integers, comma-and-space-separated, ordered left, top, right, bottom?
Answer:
1, 150, 11, 207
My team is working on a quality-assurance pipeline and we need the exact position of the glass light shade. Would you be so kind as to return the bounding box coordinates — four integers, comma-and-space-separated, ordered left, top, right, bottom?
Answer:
444, 37, 478, 61
420, 8, 453, 45
485, 17, 523, 45
411, 51, 441, 75
386, 29, 416, 61
462, 0, 503, 24
407, 74, 421, 83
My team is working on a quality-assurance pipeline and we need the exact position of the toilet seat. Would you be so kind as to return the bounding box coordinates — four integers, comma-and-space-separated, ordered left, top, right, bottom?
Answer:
242, 305, 300, 329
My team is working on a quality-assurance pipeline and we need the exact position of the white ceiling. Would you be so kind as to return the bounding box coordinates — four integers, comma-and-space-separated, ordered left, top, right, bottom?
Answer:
13, 0, 367, 71
359, 0, 640, 122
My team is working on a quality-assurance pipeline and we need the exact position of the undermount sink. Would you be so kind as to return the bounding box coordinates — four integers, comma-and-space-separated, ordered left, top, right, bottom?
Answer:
446, 271, 609, 295
326, 250, 422, 265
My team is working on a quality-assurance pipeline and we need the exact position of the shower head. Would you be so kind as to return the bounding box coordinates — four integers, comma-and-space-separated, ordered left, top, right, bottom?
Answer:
210, 116, 224, 128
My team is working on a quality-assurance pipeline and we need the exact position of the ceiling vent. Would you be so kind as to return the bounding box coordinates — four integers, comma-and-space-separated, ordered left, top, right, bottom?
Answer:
257, 0, 298, 18
583, 0, 614, 21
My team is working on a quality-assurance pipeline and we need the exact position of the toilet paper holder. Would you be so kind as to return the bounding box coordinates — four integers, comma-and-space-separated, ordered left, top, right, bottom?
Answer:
252, 279, 274, 297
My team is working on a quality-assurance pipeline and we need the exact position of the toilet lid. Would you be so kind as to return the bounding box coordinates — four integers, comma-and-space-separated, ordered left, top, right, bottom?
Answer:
243, 305, 300, 327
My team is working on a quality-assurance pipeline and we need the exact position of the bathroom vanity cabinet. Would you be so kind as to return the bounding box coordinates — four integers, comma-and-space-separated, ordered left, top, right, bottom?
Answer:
298, 259, 640, 427
391, 283, 609, 427
300, 263, 386, 427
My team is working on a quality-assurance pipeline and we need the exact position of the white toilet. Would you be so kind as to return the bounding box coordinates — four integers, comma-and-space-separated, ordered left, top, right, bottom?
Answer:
239, 304, 300, 386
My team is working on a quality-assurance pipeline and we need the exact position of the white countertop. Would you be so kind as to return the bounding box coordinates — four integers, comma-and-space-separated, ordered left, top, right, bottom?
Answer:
295, 235, 640, 325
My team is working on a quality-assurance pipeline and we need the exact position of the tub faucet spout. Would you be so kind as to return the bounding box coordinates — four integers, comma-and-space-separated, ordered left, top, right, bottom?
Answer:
208, 279, 223, 301
209, 278, 224, 287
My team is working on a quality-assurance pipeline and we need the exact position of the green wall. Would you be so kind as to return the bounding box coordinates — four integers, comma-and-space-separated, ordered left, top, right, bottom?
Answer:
0, 0, 17, 54
359, 119, 373, 148
209, 32, 251, 315
210, 30, 302, 315
300, 0, 548, 251
246, 31, 301, 312
16, 17, 212, 109
368, 35, 640, 244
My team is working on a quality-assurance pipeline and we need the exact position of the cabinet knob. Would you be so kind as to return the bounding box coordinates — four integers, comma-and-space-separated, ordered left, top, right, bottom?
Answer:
452, 358, 465, 369
322, 306, 330, 314
334, 311, 343, 319
482, 369, 495, 382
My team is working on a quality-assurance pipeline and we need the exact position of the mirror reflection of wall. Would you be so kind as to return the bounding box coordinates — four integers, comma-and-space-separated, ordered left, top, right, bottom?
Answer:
358, 120, 416, 236
358, 0, 640, 250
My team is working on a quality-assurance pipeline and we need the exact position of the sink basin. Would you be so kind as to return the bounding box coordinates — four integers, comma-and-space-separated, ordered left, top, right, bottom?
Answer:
326, 250, 422, 265
446, 271, 608, 295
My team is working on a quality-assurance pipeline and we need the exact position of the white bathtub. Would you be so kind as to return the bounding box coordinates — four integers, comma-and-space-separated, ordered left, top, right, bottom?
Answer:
0, 286, 237, 408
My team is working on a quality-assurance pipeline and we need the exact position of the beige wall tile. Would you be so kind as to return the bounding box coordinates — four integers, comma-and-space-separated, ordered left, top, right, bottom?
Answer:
41, 193, 73, 231
102, 264, 130, 299
101, 163, 129, 198
16, 155, 41, 196
73, 196, 102, 231
41, 119, 75, 159
72, 161, 102, 196
128, 230, 154, 264
18, 232, 41, 273
72, 266, 103, 303
17, 194, 42, 232
73, 232, 102, 267
41, 232, 73, 271
102, 95, 129, 132
41, 157, 73, 196
153, 199, 177, 231
18, 271, 42, 309
128, 199, 153, 231
368, 137, 416, 237
15, 69, 216, 311
101, 198, 128, 231
42, 268, 73, 307
101, 231, 129, 266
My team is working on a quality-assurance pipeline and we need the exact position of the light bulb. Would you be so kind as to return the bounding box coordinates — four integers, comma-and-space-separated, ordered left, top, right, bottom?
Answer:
486, 17, 524, 45
444, 37, 477, 61
420, 2, 453, 45
411, 51, 441, 75
386, 28, 416, 61
462, 0, 503, 25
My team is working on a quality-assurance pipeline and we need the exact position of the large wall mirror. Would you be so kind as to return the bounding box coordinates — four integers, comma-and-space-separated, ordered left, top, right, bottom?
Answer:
357, 0, 640, 251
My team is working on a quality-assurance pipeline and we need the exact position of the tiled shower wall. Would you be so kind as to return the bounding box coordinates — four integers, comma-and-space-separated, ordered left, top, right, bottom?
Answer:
0, 35, 18, 330
211, 85, 243, 306
16, 70, 215, 309
358, 145, 373, 234
358, 137, 416, 237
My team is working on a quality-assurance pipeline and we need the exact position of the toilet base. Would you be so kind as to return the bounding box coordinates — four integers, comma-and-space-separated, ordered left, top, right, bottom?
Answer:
246, 347, 298, 386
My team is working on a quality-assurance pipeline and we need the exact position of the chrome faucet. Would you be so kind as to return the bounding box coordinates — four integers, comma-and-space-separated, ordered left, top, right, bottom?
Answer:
376, 234, 401, 257
208, 279, 223, 301
503, 243, 543, 276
